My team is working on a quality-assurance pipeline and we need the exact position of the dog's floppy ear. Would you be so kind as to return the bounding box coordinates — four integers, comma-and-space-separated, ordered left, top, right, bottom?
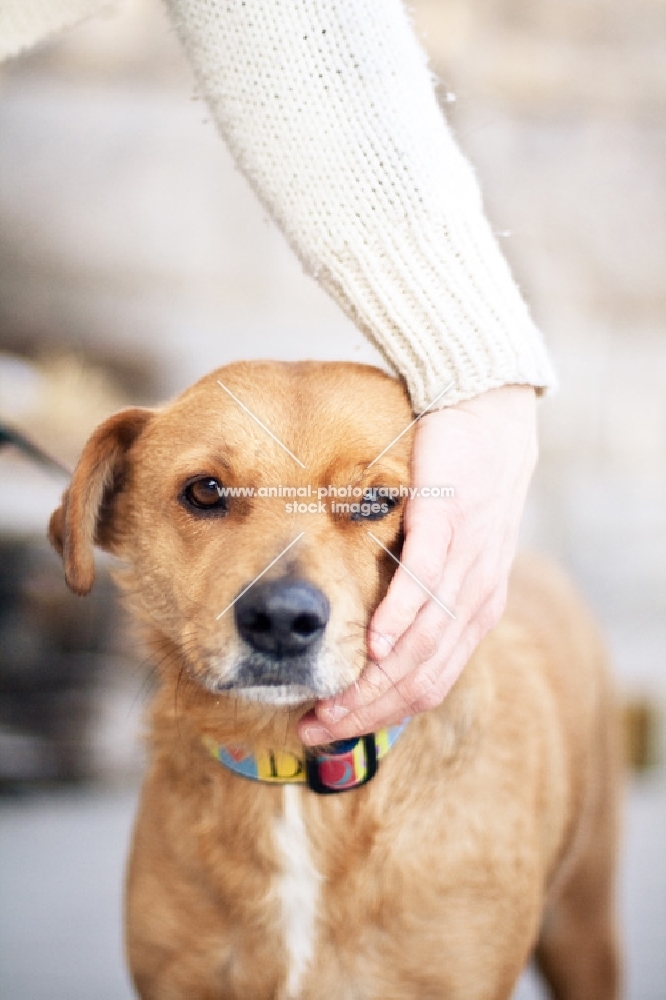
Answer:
48, 407, 153, 596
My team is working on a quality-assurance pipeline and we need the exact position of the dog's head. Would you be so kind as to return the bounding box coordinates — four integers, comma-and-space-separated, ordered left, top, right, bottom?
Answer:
49, 362, 414, 706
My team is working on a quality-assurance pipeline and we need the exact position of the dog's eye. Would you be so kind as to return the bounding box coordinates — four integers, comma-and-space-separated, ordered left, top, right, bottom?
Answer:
182, 478, 228, 513
350, 489, 400, 522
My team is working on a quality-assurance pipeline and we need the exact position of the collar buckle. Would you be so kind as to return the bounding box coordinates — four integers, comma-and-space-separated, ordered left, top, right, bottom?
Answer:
305, 733, 378, 794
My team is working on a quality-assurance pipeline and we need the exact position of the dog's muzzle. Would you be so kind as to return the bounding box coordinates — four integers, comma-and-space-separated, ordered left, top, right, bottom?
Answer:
215, 577, 331, 697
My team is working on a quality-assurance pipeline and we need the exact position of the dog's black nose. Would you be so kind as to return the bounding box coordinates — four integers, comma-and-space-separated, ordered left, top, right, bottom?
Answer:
234, 578, 330, 657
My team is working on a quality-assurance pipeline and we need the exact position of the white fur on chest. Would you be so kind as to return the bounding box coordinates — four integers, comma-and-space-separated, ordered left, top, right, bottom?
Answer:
273, 785, 322, 999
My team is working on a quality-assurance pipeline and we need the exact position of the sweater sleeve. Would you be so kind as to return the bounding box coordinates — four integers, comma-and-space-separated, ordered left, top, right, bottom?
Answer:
163, 0, 556, 412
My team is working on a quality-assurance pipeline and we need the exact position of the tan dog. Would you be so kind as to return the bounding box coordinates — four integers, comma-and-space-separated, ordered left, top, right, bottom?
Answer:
49, 362, 621, 1000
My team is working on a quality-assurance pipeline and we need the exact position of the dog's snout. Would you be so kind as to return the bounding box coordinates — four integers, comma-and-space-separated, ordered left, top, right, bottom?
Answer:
234, 578, 330, 657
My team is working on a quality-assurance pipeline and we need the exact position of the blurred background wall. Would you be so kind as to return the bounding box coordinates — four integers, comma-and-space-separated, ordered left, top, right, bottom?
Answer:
0, 0, 664, 997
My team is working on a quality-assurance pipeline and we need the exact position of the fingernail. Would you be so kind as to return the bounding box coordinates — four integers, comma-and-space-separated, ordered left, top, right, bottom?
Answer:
321, 704, 349, 724
373, 633, 394, 658
301, 725, 333, 746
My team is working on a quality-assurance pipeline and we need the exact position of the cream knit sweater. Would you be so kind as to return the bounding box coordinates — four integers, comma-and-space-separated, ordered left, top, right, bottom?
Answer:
1, 0, 556, 412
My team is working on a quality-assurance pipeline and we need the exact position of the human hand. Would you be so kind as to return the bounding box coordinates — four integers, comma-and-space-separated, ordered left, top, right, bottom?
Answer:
298, 385, 538, 745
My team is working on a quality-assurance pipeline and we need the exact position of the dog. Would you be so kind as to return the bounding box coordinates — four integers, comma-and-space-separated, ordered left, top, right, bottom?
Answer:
49, 361, 621, 999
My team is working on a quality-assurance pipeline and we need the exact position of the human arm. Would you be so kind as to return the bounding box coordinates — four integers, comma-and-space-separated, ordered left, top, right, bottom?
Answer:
162, 0, 555, 411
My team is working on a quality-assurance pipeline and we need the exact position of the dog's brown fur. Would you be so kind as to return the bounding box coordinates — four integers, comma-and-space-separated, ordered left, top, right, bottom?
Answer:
49, 362, 621, 1000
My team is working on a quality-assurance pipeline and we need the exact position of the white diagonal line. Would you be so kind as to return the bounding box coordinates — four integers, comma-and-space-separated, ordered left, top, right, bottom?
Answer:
217, 380, 306, 468
366, 531, 456, 620
366, 381, 455, 469
215, 532, 305, 620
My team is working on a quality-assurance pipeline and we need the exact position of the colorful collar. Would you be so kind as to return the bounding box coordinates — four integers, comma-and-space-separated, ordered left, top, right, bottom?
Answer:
203, 722, 408, 795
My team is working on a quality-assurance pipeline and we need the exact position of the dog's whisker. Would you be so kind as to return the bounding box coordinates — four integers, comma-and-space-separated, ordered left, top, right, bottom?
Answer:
369, 657, 417, 715
126, 639, 201, 719
281, 710, 292, 753
127, 668, 158, 720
